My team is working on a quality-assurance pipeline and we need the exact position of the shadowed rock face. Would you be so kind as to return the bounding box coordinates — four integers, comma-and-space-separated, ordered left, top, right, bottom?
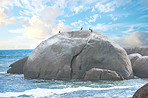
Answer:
133, 83, 148, 98
23, 30, 133, 80
124, 46, 148, 56
7, 56, 28, 74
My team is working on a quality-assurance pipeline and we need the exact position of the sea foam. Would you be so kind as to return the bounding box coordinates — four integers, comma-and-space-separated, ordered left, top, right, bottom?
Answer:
0, 85, 142, 97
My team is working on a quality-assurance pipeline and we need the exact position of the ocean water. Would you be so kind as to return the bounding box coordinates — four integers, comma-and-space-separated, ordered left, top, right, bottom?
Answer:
0, 50, 148, 98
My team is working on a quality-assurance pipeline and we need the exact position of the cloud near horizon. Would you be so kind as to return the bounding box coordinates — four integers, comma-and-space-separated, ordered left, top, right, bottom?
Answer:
115, 31, 148, 47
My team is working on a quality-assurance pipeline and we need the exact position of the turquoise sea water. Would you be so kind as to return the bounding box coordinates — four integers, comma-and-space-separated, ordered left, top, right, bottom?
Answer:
0, 50, 148, 98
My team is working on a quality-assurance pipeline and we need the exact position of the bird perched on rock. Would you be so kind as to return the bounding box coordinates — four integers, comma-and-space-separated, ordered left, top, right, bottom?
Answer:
59, 31, 60, 33
89, 28, 93, 32
80, 27, 83, 30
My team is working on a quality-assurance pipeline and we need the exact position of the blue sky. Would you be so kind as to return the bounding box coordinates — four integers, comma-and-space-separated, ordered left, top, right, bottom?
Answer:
0, 0, 148, 49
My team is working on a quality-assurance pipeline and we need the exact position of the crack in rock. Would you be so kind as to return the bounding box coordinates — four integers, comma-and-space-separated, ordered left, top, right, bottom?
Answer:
70, 38, 91, 79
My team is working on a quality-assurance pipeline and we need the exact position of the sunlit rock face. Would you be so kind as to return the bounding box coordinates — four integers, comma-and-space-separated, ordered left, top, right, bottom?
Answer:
133, 56, 148, 78
23, 30, 133, 80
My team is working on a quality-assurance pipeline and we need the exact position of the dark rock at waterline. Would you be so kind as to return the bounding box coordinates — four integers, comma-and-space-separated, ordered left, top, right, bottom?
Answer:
23, 30, 133, 80
7, 56, 28, 74
124, 46, 148, 56
133, 56, 148, 78
84, 68, 122, 81
133, 83, 148, 98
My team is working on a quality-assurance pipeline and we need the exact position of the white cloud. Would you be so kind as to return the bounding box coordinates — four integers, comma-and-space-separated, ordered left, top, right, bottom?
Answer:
91, 23, 148, 33
114, 0, 131, 7
0, 8, 16, 26
71, 20, 88, 29
14, 0, 24, 8
109, 14, 118, 21
138, 0, 148, 6
55, 0, 66, 8
82, 0, 98, 5
57, 0, 93, 16
14, 0, 45, 16
139, 14, 148, 19
124, 32, 143, 46
13, 1, 66, 40
93, 0, 131, 13
40, 6, 61, 23
122, 26, 135, 34
0, 38, 41, 50
0, 0, 16, 27
0, 0, 13, 7
115, 31, 148, 47
88, 14, 99, 23
92, 23, 111, 31
73, 5, 83, 14
9, 28, 24, 34
21, 5, 65, 40
52, 22, 71, 34
93, 2, 115, 13
23, 16, 51, 40
0, 0, 71, 49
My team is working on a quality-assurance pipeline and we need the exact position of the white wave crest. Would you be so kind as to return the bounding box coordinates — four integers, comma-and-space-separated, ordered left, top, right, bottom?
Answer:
0, 85, 142, 97
0, 72, 6, 74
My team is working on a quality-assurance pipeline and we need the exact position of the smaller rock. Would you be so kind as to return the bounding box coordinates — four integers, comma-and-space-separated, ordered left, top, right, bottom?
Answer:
128, 53, 142, 66
84, 68, 121, 81
133, 83, 148, 98
133, 56, 148, 78
7, 56, 28, 74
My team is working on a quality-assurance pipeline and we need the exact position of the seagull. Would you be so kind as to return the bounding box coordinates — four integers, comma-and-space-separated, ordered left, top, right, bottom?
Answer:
91, 29, 93, 32
89, 28, 93, 32
80, 27, 83, 30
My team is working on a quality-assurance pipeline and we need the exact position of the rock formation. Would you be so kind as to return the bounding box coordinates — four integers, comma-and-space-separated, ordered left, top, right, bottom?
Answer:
23, 30, 133, 80
133, 83, 148, 98
84, 68, 122, 80
7, 56, 28, 74
133, 56, 148, 78
128, 53, 142, 67
124, 46, 148, 56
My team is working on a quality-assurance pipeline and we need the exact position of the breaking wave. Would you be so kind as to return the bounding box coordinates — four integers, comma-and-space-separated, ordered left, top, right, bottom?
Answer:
0, 85, 142, 97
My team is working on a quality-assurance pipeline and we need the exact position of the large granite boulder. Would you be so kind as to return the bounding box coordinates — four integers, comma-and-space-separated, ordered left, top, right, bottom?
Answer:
133, 83, 148, 98
133, 56, 148, 78
7, 56, 28, 74
128, 53, 142, 67
124, 46, 148, 56
23, 30, 133, 80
